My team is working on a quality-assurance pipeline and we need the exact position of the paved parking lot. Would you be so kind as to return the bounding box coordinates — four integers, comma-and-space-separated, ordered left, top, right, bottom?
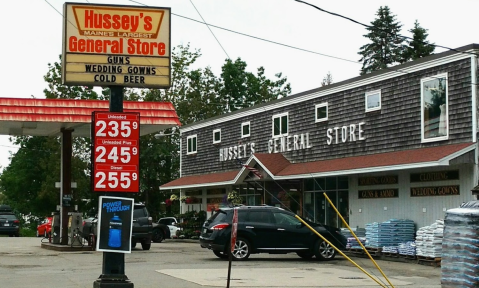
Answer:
0, 237, 441, 288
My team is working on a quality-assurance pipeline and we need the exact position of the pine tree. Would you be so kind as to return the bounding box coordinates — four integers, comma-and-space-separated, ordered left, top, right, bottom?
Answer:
321, 71, 333, 87
358, 6, 404, 75
401, 20, 435, 63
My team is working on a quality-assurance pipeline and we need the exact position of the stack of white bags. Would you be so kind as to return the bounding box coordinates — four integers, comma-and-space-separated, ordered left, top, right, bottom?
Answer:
415, 219, 444, 258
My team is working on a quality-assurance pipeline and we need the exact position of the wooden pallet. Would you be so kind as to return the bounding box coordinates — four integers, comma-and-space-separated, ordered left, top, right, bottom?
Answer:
382, 252, 400, 258
364, 247, 382, 256
348, 248, 365, 255
400, 254, 417, 260
417, 256, 441, 267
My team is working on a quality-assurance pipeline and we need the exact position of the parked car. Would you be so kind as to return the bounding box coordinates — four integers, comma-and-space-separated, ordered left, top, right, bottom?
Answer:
158, 217, 181, 239
0, 205, 20, 237
36, 217, 52, 238
132, 203, 171, 248
200, 205, 347, 260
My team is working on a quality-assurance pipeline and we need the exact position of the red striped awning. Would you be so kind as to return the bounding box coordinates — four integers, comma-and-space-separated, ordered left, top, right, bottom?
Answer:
0, 97, 181, 137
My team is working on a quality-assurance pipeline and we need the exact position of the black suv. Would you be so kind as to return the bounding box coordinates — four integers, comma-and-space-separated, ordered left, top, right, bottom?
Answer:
0, 205, 20, 237
132, 203, 170, 250
200, 206, 347, 260
132, 203, 153, 250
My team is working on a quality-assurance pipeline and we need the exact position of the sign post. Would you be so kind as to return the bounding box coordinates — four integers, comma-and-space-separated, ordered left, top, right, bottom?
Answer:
62, 3, 171, 287
226, 208, 238, 288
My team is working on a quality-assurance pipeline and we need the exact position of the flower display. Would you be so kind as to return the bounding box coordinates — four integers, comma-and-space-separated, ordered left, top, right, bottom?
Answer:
170, 194, 179, 201
227, 190, 243, 205
180, 196, 188, 203
165, 199, 172, 206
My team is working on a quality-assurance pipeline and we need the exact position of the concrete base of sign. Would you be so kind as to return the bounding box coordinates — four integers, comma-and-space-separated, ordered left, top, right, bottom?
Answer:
93, 279, 134, 288
41, 242, 95, 252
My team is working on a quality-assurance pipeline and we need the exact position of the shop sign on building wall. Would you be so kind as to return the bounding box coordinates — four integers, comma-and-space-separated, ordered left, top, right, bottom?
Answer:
327, 122, 366, 145
410, 185, 460, 197
268, 133, 312, 153
62, 3, 171, 88
358, 175, 398, 186
219, 143, 255, 162
410, 170, 459, 182
358, 189, 399, 199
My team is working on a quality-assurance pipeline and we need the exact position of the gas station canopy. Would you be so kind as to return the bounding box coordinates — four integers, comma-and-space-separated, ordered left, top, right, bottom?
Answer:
0, 97, 181, 137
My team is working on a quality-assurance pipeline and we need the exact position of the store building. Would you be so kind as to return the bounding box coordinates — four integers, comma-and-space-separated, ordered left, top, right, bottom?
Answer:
161, 44, 479, 229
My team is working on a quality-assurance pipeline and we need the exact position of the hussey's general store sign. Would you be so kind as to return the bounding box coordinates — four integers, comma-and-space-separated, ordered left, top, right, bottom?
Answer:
62, 3, 171, 88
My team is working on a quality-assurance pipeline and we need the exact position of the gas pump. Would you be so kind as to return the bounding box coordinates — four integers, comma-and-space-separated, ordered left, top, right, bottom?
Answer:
51, 212, 60, 244
68, 212, 83, 246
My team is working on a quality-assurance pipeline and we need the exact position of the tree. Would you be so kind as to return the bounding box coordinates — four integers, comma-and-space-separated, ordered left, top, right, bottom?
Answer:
401, 20, 435, 63
358, 6, 404, 75
0, 56, 103, 217
220, 58, 291, 112
321, 72, 333, 87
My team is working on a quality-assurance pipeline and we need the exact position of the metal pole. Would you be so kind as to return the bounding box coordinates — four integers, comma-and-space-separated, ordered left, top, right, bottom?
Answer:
94, 86, 133, 288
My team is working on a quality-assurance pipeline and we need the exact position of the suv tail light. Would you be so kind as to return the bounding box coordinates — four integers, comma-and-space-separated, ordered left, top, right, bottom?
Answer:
211, 223, 230, 230
13, 220, 20, 224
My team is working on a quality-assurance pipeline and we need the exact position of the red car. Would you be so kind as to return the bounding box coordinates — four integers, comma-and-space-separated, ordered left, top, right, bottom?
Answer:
37, 217, 52, 238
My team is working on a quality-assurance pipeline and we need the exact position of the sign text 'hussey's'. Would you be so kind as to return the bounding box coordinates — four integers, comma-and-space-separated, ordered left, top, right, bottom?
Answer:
62, 3, 171, 89
69, 6, 166, 55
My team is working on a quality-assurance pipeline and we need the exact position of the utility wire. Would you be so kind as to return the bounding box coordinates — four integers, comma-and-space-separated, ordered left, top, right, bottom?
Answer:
189, 0, 230, 59
128, 0, 359, 64
294, 0, 477, 56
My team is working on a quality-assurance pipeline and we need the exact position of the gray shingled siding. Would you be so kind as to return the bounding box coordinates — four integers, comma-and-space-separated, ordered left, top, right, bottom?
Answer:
181, 58, 473, 176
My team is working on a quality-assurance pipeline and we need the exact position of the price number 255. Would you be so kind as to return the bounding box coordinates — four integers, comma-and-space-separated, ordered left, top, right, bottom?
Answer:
95, 172, 137, 189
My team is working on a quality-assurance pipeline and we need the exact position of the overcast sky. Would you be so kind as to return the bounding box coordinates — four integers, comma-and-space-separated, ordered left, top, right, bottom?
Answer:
1, 0, 479, 170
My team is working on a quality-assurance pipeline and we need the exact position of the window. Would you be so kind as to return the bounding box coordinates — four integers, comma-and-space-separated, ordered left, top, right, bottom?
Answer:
315, 103, 328, 122
272, 112, 288, 137
365, 90, 381, 112
421, 73, 448, 142
187, 135, 197, 154
213, 129, 221, 144
241, 122, 250, 138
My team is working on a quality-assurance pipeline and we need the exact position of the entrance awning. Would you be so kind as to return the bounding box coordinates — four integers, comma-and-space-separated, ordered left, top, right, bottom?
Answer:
160, 142, 476, 190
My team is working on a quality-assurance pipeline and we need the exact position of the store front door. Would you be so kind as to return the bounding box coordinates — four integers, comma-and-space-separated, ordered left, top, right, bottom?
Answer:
307, 176, 349, 228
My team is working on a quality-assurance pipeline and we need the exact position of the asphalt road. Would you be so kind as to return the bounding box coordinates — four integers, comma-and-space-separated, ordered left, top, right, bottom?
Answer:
0, 237, 441, 288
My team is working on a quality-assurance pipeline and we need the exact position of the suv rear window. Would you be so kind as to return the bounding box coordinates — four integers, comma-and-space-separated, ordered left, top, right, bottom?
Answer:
208, 210, 229, 224
159, 218, 174, 225
133, 207, 148, 218
0, 214, 17, 221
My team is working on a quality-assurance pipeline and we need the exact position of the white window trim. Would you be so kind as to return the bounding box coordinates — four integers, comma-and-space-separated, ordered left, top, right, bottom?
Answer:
421, 73, 449, 143
315, 102, 328, 123
213, 129, 221, 144
272, 112, 289, 138
241, 121, 250, 138
365, 90, 381, 112
186, 134, 197, 155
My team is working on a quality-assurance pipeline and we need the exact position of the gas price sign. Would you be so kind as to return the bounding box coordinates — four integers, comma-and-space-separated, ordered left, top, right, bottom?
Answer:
92, 112, 140, 193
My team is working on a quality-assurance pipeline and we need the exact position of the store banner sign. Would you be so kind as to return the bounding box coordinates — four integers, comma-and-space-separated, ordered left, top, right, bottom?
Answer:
359, 189, 398, 199
97, 196, 134, 253
62, 3, 171, 88
358, 175, 398, 186
410, 170, 459, 182
410, 186, 460, 197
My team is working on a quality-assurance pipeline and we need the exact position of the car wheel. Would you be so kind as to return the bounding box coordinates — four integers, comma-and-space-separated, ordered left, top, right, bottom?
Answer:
141, 240, 151, 250
231, 237, 251, 261
152, 229, 164, 243
296, 251, 314, 259
314, 240, 336, 260
131, 239, 137, 249
213, 250, 229, 259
